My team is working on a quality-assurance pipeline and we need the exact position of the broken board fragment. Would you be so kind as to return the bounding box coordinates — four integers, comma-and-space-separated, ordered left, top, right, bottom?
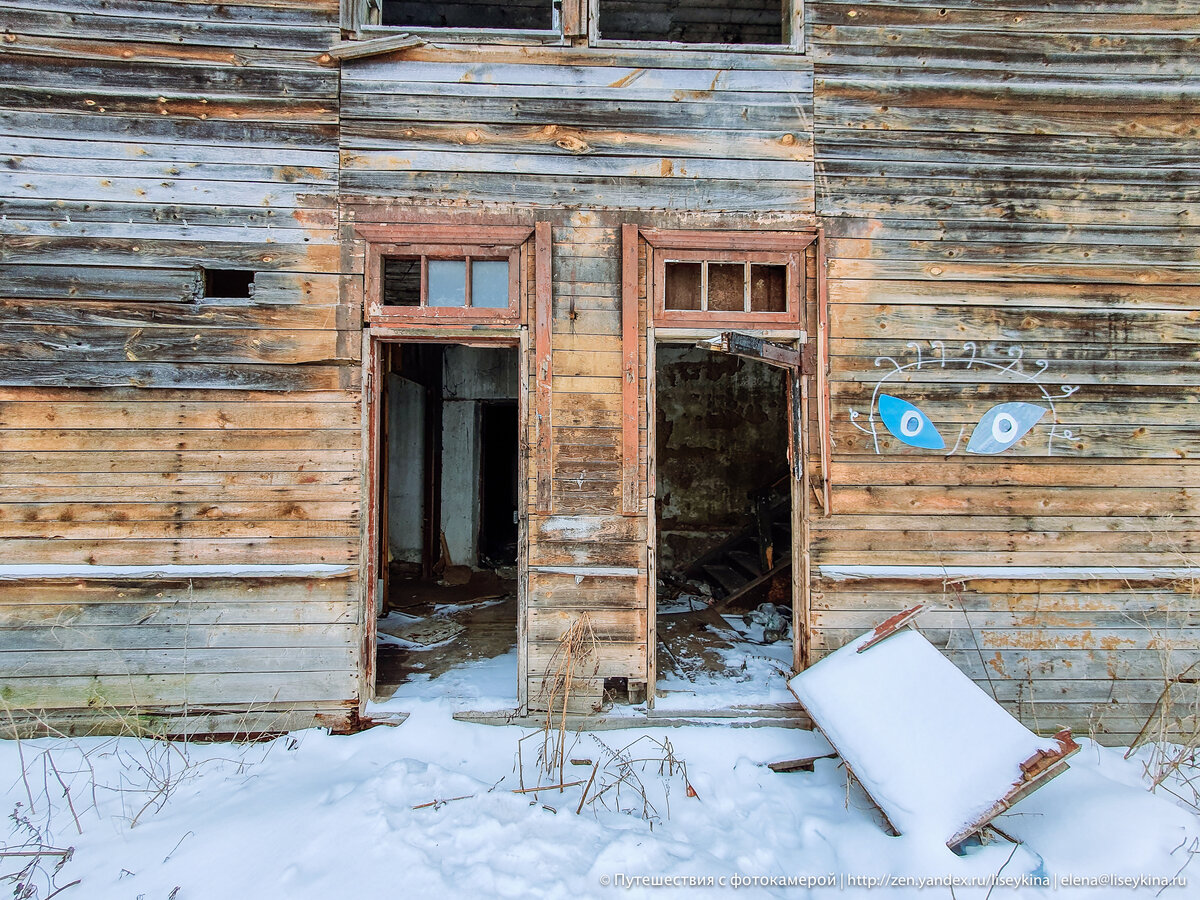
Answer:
767, 753, 838, 773
788, 627, 1078, 848
378, 617, 465, 647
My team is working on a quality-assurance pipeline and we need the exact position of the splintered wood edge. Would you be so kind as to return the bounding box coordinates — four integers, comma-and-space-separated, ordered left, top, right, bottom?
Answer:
947, 731, 1081, 850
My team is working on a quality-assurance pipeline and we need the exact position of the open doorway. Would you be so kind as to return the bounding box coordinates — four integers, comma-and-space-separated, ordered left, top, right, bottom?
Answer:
372, 341, 521, 701
652, 342, 796, 709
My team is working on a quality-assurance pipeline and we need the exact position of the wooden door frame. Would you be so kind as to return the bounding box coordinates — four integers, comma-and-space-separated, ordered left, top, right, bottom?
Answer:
645, 327, 809, 707
361, 327, 527, 706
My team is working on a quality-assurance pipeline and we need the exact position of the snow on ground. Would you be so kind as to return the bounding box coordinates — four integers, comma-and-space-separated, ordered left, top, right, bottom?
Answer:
2, 654, 1197, 899
653, 610, 797, 711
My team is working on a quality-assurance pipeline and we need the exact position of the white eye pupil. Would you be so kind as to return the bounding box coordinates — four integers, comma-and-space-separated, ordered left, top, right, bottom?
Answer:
992, 412, 1018, 443
900, 411, 923, 437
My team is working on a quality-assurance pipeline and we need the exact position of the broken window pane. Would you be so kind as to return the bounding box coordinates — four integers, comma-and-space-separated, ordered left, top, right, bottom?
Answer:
427, 260, 467, 307
707, 263, 745, 312
750, 264, 787, 312
664, 262, 702, 310
471, 260, 509, 308
383, 257, 421, 307
599, 0, 785, 45
380, 0, 554, 30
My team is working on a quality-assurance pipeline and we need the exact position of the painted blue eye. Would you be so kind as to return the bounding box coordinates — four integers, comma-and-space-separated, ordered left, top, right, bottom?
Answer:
967, 402, 1047, 454
878, 394, 944, 450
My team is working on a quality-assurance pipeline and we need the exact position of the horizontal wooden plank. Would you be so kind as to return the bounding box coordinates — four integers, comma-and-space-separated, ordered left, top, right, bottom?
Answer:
0, 361, 360, 391
0, 537, 357, 564
0, 646, 357, 677
0, 298, 355, 330
527, 640, 646, 678
825, 461, 1200, 488
827, 485, 1200, 516
345, 59, 813, 92
1, 621, 355, 652
1, 670, 356, 710
0, 518, 358, 539
0, 575, 355, 607
0, 399, 359, 430
344, 121, 812, 163
0, 449, 359, 473
527, 572, 644, 608
528, 607, 646, 643
0, 499, 359, 523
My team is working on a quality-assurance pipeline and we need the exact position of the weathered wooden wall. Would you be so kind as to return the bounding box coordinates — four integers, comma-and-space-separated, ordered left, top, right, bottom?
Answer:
341, 42, 815, 708
809, 0, 1200, 744
0, 0, 362, 734
6, 0, 1193, 743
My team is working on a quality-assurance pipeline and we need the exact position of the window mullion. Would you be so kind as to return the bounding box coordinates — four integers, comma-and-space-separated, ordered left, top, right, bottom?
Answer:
419, 256, 429, 307
465, 254, 473, 308
700, 261, 709, 312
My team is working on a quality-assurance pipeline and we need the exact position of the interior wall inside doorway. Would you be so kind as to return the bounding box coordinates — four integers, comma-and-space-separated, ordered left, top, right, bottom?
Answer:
655, 345, 789, 577
386, 344, 518, 570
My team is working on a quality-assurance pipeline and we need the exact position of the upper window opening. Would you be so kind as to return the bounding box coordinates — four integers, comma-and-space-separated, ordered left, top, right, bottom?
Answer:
378, 0, 557, 30
360, 224, 533, 326
202, 268, 254, 299
598, 0, 786, 45
643, 229, 816, 329
383, 255, 511, 309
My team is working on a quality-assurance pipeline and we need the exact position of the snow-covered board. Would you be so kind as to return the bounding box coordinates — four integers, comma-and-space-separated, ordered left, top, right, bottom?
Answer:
788, 626, 1079, 848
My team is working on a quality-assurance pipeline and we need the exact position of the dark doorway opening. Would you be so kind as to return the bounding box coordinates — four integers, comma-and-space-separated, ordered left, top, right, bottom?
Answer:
479, 401, 519, 567
653, 342, 794, 706
373, 342, 521, 700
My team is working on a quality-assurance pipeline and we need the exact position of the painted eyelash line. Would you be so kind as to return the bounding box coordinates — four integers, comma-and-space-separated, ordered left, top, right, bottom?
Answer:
849, 341, 1080, 457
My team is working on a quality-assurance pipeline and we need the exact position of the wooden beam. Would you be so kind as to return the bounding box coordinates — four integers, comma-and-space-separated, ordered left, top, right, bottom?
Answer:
621, 223, 639, 515
535, 222, 553, 514
816, 226, 832, 517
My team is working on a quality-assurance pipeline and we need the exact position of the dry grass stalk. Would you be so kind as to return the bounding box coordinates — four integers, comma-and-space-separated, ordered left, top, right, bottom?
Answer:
535, 612, 599, 785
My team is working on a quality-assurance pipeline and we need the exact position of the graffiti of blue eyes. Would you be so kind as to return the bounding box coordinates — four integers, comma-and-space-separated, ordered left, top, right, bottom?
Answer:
878, 394, 1048, 455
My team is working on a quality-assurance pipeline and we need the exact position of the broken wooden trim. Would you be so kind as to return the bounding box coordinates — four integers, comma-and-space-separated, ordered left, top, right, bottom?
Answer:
327, 33, 424, 61
767, 753, 838, 773
855, 603, 927, 654
946, 730, 1080, 849
697, 331, 814, 374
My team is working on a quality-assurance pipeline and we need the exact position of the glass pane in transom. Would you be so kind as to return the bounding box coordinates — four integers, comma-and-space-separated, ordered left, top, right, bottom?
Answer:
428, 259, 467, 306
471, 260, 509, 308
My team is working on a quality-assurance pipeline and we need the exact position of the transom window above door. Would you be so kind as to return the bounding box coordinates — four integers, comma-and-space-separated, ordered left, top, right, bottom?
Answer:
642, 229, 816, 329
662, 253, 793, 315
358, 225, 533, 325
383, 256, 511, 309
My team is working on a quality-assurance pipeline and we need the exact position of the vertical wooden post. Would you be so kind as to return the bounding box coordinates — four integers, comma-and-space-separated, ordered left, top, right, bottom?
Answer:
534, 222, 553, 514
562, 0, 586, 39
517, 325, 531, 713
361, 330, 380, 704
645, 326, 657, 706
621, 223, 640, 515
794, 367, 812, 673
816, 226, 831, 516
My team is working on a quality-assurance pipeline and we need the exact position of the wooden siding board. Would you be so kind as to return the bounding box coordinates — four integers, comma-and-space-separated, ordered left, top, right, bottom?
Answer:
808, 0, 1200, 742
0, 1, 358, 731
